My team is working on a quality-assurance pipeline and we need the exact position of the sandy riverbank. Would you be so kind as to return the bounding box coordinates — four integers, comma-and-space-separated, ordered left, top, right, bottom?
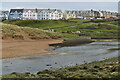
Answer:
1, 39, 63, 59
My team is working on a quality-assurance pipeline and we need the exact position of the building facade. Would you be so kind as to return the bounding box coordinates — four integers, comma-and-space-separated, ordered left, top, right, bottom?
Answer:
23, 9, 38, 20
65, 9, 118, 19
64, 10, 77, 19
0, 11, 9, 20
8, 8, 119, 20
9, 9, 23, 19
9, 8, 63, 20
37, 9, 63, 20
100, 10, 118, 18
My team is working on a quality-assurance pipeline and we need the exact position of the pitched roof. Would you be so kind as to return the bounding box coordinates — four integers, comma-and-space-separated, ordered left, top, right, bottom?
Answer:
37, 9, 62, 13
10, 9, 24, 13
0, 11, 9, 14
9, 8, 63, 13
23, 9, 37, 12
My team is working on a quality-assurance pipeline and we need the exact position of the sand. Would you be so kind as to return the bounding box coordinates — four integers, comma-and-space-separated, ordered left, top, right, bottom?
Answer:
1, 39, 63, 59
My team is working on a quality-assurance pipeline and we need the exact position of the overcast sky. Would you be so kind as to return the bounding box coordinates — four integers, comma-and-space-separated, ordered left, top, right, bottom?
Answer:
1, 0, 120, 2
1, 1, 119, 12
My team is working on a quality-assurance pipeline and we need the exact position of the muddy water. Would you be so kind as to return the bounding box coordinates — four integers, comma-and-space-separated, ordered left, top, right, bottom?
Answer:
2, 42, 119, 75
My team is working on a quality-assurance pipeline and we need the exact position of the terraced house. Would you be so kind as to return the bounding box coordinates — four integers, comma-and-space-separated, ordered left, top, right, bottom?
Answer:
0, 11, 9, 20
64, 10, 77, 19
8, 9, 119, 20
99, 10, 118, 18
37, 9, 63, 20
65, 9, 118, 19
9, 9, 23, 19
9, 8, 63, 20
23, 9, 38, 20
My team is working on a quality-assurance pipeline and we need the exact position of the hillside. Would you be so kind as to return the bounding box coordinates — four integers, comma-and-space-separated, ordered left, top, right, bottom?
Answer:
3, 19, 119, 38
1, 23, 63, 40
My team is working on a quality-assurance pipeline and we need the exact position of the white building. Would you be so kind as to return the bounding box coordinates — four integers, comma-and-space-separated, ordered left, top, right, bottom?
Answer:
68, 9, 100, 19
9, 9, 23, 19
23, 9, 38, 20
9, 8, 63, 20
37, 9, 63, 20
0, 11, 9, 20
64, 10, 77, 19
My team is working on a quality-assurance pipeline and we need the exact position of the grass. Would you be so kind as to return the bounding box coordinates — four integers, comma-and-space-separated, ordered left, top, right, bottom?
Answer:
1, 22, 81, 40
3, 19, 76, 29
1, 19, 120, 79
2, 19, 119, 38
1, 23, 63, 40
2, 57, 119, 78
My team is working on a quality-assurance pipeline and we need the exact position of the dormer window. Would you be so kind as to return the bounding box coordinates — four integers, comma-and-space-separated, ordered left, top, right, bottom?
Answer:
10, 13, 14, 15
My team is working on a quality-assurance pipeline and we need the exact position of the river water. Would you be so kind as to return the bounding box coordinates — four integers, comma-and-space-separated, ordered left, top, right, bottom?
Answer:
2, 42, 119, 75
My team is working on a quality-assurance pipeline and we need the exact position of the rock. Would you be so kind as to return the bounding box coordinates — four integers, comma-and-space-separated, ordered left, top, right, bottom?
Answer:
46, 64, 52, 66
49, 38, 94, 47
60, 38, 94, 47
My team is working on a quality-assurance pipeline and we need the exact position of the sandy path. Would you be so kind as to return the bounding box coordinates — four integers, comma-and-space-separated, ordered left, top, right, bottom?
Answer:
1, 39, 63, 59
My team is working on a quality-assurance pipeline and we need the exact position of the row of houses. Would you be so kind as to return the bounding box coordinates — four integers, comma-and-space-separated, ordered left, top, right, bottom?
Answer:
65, 9, 119, 19
0, 11, 9, 20
8, 9, 63, 20
0, 8, 119, 20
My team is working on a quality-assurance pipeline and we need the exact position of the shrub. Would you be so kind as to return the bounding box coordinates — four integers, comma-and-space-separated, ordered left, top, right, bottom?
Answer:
12, 34, 24, 39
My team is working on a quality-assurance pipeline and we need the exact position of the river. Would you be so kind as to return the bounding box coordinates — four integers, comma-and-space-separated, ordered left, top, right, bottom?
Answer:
2, 42, 119, 75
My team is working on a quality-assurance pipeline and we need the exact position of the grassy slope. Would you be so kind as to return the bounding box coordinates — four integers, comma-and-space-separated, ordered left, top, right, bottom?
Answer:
3, 19, 119, 37
1, 23, 80, 40
1, 23, 62, 40
3, 19, 77, 29
2, 57, 119, 78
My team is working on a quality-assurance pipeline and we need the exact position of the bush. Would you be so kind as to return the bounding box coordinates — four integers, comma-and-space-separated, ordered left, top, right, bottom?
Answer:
12, 34, 24, 39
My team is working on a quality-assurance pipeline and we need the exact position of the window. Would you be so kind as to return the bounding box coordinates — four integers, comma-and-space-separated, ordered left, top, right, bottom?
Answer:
10, 13, 14, 15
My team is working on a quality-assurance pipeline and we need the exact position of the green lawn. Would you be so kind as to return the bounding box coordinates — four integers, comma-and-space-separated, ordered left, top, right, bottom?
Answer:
2, 19, 119, 38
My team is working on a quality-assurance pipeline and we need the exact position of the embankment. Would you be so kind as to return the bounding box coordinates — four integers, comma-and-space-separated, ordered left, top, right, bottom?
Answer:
1, 23, 63, 58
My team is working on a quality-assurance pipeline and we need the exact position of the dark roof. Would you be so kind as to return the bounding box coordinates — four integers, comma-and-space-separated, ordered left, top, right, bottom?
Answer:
37, 9, 62, 13
23, 9, 37, 12
0, 11, 9, 14
10, 9, 24, 13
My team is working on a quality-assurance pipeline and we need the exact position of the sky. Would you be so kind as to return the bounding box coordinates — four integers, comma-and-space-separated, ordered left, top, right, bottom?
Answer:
1, 0, 120, 2
1, 2, 119, 12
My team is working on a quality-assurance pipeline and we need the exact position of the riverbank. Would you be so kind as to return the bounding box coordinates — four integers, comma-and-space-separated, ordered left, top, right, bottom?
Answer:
2, 39, 63, 59
2, 57, 119, 78
2, 38, 119, 59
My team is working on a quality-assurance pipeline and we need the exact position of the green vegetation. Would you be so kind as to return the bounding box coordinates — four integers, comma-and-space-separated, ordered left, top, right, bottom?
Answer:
3, 19, 76, 29
2, 57, 119, 78
1, 19, 119, 79
1, 23, 80, 40
1, 23, 62, 40
3, 19, 119, 38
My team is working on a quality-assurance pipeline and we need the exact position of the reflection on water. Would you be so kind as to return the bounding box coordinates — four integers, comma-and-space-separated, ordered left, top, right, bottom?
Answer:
2, 42, 119, 75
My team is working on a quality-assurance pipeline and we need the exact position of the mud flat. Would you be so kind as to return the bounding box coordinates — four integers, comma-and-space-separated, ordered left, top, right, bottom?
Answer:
2, 39, 63, 59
